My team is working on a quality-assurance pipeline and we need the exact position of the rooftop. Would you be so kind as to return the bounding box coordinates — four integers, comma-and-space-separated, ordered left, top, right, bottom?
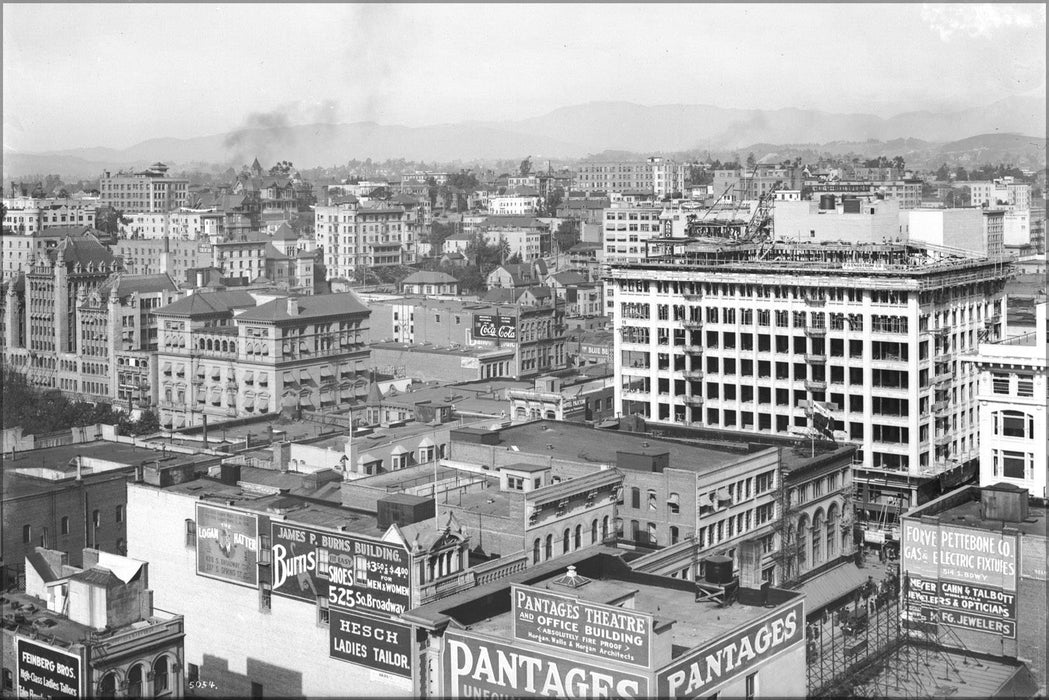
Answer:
370, 341, 515, 359
235, 292, 369, 323
485, 420, 748, 472
909, 487, 1047, 539
154, 290, 257, 317
405, 549, 801, 661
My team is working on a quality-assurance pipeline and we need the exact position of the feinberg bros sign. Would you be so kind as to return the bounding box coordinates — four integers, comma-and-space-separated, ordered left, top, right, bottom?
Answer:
442, 587, 804, 699
17, 638, 82, 698
901, 519, 1019, 638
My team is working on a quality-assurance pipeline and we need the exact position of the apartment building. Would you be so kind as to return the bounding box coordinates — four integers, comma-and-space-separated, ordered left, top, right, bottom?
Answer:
151, 292, 371, 429
808, 179, 923, 210
487, 194, 541, 216
961, 302, 1046, 499
2, 201, 97, 234
100, 163, 189, 213
575, 157, 686, 197
608, 242, 1011, 477
112, 237, 213, 280
715, 166, 803, 203
602, 204, 666, 265
1, 228, 72, 280
967, 178, 1032, 210
314, 200, 414, 280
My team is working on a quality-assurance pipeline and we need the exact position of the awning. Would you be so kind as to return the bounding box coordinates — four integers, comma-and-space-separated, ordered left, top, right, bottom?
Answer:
283, 371, 295, 385
790, 562, 874, 615
244, 371, 254, 383
161, 415, 173, 427
320, 365, 334, 377
257, 373, 268, 386
716, 488, 732, 502
176, 364, 185, 376
299, 369, 312, 382
211, 367, 221, 379
162, 362, 172, 374
196, 366, 206, 379
668, 493, 680, 505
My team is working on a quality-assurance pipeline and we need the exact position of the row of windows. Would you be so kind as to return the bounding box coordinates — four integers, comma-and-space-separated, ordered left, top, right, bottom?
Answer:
22, 507, 124, 543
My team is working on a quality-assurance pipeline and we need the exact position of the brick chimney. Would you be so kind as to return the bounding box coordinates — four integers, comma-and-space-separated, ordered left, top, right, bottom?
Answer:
286, 297, 299, 316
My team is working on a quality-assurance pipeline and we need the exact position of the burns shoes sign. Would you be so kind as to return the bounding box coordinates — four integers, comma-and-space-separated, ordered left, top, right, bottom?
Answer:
473, 314, 517, 341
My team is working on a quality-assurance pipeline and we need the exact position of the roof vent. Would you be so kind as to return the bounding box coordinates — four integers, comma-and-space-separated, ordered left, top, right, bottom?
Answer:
551, 565, 591, 589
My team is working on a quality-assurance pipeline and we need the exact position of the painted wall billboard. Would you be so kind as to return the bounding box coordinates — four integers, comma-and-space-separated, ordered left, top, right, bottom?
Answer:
330, 609, 413, 678
473, 314, 517, 341
904, 575, 1016, 638
443, 629, 650, 698
510, 584, 652, 669
901, 520, 1018, 591
270, 522, 412, 615
655, 599, 804, 699
17, 638, 82, 698
901, 518, 1020, 639
195, 503, 259, 587
1020, 536, 1046, 581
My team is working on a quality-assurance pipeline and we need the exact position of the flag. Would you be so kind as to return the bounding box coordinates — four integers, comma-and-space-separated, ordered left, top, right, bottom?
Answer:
808, 401, 836, 440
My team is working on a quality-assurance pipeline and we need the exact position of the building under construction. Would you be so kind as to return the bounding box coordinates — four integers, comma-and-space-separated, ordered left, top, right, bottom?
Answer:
608, 240, 1012, 547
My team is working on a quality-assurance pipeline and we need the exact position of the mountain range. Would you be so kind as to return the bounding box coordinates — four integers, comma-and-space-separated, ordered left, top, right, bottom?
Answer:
3, 96, 1045, 178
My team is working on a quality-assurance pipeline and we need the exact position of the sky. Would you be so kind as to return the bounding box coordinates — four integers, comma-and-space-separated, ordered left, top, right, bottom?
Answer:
3, 3, 1046, 153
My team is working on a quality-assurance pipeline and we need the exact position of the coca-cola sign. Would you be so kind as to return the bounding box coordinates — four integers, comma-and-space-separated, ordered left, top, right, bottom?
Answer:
473, 314, 517, 340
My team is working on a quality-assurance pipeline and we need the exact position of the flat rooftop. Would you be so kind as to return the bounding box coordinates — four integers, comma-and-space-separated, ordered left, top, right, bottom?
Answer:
0, 590, 177, 648
488, 420, 755, 473
409, 550, 801, 663
920, 496, 1047, 538
371, 341, 515, 359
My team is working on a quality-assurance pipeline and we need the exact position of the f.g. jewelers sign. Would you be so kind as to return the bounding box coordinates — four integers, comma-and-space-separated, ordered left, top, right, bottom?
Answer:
511, 584, 652, 669
656, 600, 804, 699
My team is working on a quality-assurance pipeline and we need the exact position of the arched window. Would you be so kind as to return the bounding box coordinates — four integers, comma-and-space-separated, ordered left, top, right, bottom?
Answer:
670, 525, 680, 544
602, 516, 609, 540
827, 503, 839, 559
812, 510, 824, 566
574, 524, 582, 549
230, 342, 236, 354
533, 538, 541, 564
152, 656, 169, 694
61, 516, 69, 535
630, 487, 641, 509
797, 514, 810, 570
98, 672, 116, 698
544, 410, 556, 419
206, 339, 213, 351
198, 339, 205, 350
221, 340, 228, 352
563, 528, 571, 553
544, 534, 553, 559
591, 519, 599, 544
127, 664, 143, 698
516, 406, 527, 419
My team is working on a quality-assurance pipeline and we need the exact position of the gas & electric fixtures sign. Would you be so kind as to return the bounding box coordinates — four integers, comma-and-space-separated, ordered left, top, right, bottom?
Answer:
473, 314, 517, 340
195, 503, 259, 587
330, 609, 413, 678
443, 629, 649, 698
656, 600, 804, 699
17, 638, 81, 698
270, 522, 412, 615
511, 584, 652, 669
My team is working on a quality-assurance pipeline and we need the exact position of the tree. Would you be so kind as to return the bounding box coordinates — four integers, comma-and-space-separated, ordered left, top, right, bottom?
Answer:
545, 186, 565, 216
746, 153, 757, 170
519, 157, 532, 177
954, 167, 968, 181
269, 160, 294, 176
935, 163, 950, 181
891, 155, 905, 171
95, 205, 126, 234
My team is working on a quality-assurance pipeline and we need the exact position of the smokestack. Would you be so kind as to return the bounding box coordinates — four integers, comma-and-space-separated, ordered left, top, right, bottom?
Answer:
75, 456, 83, 481
286, 297, 299, 316
201, 414, 208, 446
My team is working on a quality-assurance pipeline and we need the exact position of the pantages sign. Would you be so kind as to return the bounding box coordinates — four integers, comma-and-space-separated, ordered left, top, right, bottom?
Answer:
473, 313, 517, 341
443, 629, 650, 698
656, 599, 804, 698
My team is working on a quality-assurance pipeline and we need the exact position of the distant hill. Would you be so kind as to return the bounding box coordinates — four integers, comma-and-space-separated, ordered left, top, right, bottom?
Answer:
3, 96, 1044, 178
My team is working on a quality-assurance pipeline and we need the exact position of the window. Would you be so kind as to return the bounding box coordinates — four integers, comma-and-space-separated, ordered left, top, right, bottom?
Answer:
631, 487, 641, 509
318, 594, 330, 624
61, 516, 70, 535
115, 505, 124, 523
648, 490, 658, 511
251, 682, 264, 699
127, 664, 143, 698
746, 672, 758, 700
2, 668, 12, 691
22, 525, 30, 544
153, 656, 170, 694
668, 493, 680, 515
93, 510, 101, 527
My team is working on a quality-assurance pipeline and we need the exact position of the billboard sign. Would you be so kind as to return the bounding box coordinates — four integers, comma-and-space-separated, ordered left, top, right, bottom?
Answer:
901, 520, 1018, 591
904, 575, 1016, 638
195, 503, 259, 587
473, 314, 517, 341
1021, 536, 1046, 581
511, 584, 652, 669
330, 609, 413, 678
443, 629, 649, 698
17, 638, 81, 698
656, 600, 804, 699
270, 522, 412, 615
